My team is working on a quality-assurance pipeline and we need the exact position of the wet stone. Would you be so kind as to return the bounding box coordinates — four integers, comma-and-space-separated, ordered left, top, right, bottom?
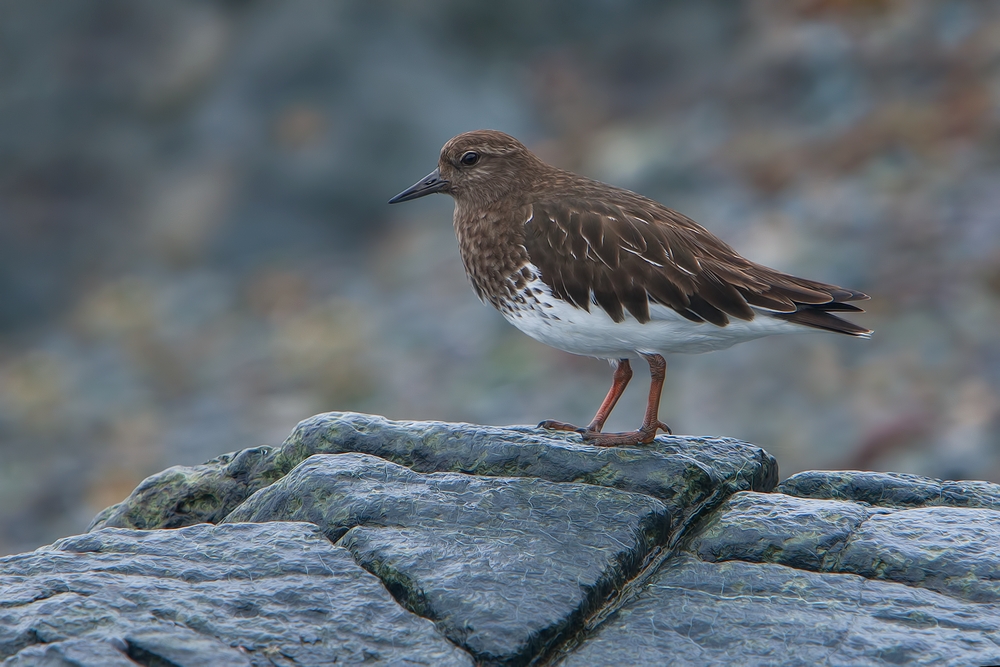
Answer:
779, 470, 1000, 510
2, 639, 140, 667
91, 412, 777, 536
687, 490, 1000, 603
224, 452, 672, 666
836, 506, 1000, 603
0, 522, 471, 667
690, 491, 874, 570
561, 554, 1000, 667
9, 412, 1000, 665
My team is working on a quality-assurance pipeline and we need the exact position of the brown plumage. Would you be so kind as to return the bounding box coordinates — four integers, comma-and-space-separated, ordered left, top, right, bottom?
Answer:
523, 197, 870, 334
390, 129, 871, 446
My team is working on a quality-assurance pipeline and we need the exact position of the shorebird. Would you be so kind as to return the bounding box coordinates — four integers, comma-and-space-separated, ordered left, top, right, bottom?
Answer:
389, 130, 870, 446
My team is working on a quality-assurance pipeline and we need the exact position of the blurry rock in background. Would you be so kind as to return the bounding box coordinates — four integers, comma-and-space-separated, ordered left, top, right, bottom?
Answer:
1, 0, 999, 554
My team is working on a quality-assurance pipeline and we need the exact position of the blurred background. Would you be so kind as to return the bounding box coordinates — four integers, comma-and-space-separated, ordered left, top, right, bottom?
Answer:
1, 0, 999, 555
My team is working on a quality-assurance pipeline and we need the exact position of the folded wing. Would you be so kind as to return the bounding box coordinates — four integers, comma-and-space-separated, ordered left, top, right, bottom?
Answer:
523, 198, 871, 337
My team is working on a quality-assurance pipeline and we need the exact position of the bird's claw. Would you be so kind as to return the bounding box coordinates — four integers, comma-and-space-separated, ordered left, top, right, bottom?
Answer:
537, 419, 587, 434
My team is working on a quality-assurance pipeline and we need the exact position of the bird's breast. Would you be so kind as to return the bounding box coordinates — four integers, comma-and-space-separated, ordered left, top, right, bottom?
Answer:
453, 207, 532, 311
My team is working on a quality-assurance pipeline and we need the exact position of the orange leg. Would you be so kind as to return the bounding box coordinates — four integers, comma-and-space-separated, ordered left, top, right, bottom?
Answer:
539, 356, 671, 446
584, 354, 671, 446
586, 359, 633, 432
538, 359, 632, 434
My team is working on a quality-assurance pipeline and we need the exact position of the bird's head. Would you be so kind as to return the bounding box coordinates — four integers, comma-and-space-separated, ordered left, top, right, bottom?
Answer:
389, 130, 541, 208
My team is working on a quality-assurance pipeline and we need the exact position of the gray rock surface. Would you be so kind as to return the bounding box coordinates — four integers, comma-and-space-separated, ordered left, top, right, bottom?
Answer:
568, 473, 1000, 666
837, 507, 1000, 603
780, 469, 1000, 510
224, 453, 671, 665
8, 413, 778, 667
691, 488, 1000, 603
91, 412, 777, 534
0, 521, 471, 667
6, 415, 1000, 666
563, 554, 1000, 667
691, 491, 875, 571
3, 639, 139, 667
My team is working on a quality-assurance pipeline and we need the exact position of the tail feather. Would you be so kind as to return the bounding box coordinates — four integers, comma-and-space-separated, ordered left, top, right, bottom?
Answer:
808, 301, 865, 313
749, 267, 872, 337
775, 306, 873, 337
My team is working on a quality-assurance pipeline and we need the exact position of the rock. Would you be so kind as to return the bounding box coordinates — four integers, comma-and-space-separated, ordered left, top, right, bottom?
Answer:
12, 413, 778, 667
564, 481, 1000, 666
2, 639, 139, 667
690, 490, 1000, 603
88, 445, 279, 531
690, 491, 875, 571
8, 414, 1000, 665
562, 554, 1000, 667
779, 470, 1000, 510
223, 452, 672, 665
92, 412, 776, 537
0, 522, 471, 667
836, 507, 1000, 603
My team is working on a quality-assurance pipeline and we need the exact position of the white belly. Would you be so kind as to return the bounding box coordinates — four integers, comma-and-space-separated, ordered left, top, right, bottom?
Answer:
500, 276, 805, 359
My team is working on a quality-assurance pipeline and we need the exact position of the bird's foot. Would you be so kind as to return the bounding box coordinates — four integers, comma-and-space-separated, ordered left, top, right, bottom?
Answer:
537, 419, 588, 434
538, 418, 671, 445
580, 420, 672, 447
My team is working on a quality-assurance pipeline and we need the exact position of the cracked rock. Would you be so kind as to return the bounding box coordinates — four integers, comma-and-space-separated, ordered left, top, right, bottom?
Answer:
836, 506, 1000, 603
10, 414, 1000, 666
562, 554, 1000, 667
690, 491, 875, 570
779, 470, 1000, 510
0, 522, 471, 667
687, 490, 1000, 603
224, 452, 672, 665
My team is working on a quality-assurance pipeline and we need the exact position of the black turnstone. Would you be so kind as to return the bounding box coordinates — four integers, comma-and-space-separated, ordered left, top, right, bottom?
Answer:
389, 130, 871, 446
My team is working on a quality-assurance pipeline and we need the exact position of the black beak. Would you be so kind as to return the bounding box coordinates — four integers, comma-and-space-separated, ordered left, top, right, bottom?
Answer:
388, 168, 449, 204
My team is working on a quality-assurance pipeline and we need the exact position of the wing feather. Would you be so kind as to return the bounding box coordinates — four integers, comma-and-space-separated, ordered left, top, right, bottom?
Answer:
522, 197, 870, 336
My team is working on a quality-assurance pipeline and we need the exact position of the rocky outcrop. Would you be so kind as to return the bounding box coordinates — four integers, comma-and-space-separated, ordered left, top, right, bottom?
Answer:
3, 413, 1000, 666
89, 412, 776, 534
225, 452, 672, 664
568, 482, 1000, 666
563, 553, 1000, 667
0, 521, 471, 667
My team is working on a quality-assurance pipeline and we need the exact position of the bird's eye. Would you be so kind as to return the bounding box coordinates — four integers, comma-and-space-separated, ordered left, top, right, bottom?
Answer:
460, 151, 480, 166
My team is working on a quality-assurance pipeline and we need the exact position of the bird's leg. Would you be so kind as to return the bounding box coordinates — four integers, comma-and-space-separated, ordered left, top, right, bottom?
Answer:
582, 353, 672, 447
586, 359, 632, 432
538, 359, 632, 434
639, 353, 673, 436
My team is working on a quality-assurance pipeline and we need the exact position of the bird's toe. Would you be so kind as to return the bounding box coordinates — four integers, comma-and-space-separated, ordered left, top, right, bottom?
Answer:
537, 419, 587, 433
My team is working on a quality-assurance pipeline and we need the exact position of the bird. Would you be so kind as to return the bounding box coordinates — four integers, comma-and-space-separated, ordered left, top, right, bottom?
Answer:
388, 130, 871, 447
